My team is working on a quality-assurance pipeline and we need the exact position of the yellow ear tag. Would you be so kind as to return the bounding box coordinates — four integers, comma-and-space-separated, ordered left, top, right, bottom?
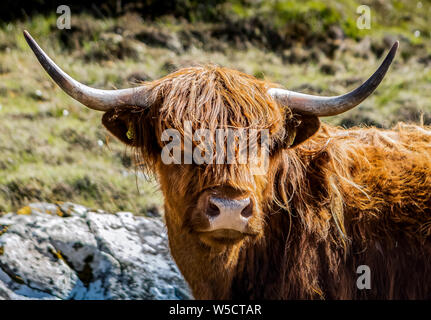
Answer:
286, 127, 297, 147
126, 124, 134, 140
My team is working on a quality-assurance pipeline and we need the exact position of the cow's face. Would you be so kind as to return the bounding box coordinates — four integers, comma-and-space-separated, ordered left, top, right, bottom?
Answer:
102, 66, 321, 248
157, 162, 269, 248
24, 31, 396, 248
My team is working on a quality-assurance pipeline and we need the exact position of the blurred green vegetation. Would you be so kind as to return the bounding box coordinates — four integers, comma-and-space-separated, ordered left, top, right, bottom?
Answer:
0, 0, 430, 213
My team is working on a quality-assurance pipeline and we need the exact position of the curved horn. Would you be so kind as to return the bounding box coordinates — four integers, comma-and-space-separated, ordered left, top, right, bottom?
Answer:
23, 30, 148, 111
269, 41, 399, 117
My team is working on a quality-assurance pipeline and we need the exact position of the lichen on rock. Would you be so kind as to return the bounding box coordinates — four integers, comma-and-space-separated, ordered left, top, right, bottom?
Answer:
0, 202, 191, 300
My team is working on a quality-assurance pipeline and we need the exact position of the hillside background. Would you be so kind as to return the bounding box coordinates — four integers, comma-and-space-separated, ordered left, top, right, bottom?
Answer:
0, 0, 430, 214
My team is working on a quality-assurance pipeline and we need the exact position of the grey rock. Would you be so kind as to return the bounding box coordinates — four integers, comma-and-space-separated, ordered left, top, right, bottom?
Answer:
0, 202, 191, 300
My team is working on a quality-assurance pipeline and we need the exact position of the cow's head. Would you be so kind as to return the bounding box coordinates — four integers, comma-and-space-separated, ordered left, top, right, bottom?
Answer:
24, 31, 397, 249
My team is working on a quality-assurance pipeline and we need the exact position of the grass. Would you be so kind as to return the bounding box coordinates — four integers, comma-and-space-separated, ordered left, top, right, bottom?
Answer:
0, 1, 430, 213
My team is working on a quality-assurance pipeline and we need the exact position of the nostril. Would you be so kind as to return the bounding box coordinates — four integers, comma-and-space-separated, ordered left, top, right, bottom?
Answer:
241, 202, 253, 218
207, 201, 220, 217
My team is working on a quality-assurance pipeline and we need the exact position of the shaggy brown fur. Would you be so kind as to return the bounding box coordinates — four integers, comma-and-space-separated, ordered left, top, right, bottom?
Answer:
102, 65, 431, 299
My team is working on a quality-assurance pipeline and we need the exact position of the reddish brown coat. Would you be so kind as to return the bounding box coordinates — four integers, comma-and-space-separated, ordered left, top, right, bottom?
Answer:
103, 66, 431, 299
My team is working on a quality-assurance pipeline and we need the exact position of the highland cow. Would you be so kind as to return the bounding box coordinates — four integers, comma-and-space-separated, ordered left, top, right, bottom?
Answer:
24, 30, 431, 299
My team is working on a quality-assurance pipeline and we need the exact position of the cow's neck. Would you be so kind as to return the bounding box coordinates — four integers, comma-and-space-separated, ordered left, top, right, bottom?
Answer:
231, 209, 292, 299
166, 219, 244, 299
166, 205, 292, 299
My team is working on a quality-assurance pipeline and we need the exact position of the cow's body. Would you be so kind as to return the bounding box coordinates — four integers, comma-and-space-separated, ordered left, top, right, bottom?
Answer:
166, 123, 431, 299
25, 33, 429, 299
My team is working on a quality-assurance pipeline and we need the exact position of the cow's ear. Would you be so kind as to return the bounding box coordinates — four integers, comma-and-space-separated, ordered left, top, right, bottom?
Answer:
102, 108, 138, 146
285, 114, 321, 148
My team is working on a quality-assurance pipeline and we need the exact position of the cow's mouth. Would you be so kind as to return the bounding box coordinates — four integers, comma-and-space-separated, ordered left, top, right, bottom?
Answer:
197, 229, 256, 246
